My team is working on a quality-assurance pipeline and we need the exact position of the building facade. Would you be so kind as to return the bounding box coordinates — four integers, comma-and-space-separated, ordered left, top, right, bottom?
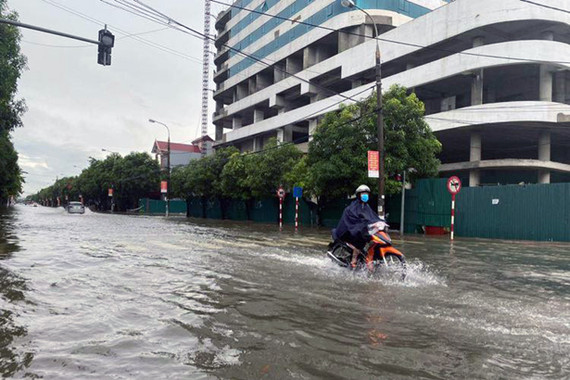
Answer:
151, 141, 202, 169
213, 0, 570, 186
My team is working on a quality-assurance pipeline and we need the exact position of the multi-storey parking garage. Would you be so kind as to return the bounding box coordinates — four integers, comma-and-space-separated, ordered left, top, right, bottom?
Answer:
213, 0, 570, 186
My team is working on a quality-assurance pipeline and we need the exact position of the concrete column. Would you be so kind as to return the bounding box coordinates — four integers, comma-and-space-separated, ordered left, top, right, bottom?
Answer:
277, 126, 293, 143
469, 132, 481, 187
253, 109, 264, 123
252, 136, 262, 152
303, 46, 317, 69
256, 72, 272, 91
286, 56, 302, 75
215, 125, 224, 141
540, 65, 553, 102
308, 118, 318, 142
538, 131, 551, 184
232, 116, 242, 130
470, 37, 484, 106
554, 71, 566, 103
274, 62, 286, 83
236, 83, 248, 101
338, 25, 369, 53
471, 70, 484, 106
248, 77, 257, 95
406, 64, 416, 93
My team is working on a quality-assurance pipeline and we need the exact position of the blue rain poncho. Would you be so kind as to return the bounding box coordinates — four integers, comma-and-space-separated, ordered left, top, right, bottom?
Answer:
333, 200, 381, 250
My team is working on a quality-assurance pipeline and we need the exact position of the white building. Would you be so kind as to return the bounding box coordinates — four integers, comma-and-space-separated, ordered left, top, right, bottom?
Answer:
213, 0, 570, 186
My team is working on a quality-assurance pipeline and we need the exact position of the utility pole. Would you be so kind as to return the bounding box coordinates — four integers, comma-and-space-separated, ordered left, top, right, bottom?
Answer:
341, 0, 385, 217
201, 0, 212, 157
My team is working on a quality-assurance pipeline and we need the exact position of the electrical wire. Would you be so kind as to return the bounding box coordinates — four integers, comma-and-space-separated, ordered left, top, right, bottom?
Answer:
38, 0, 204, 63
100, 0, 371, 104
519, 0, 570, 14
210, 0, 570, 65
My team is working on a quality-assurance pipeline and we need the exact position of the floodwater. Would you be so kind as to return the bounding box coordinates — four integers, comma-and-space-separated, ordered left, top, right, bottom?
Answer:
0, 205, 568, 379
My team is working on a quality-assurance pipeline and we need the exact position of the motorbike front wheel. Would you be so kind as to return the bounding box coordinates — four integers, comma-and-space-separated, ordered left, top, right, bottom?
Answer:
376, 253, 406, 280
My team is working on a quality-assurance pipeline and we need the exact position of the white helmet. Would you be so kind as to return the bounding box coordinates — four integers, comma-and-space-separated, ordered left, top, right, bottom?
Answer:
355, 184, 370, 194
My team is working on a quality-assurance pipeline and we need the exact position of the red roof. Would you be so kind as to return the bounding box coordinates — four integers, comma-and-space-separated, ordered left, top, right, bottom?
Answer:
191, 135, 214, 144
152, 141, 201, 154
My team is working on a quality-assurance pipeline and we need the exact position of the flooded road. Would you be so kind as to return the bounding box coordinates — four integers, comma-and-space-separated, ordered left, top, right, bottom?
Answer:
1, 205, 569, 379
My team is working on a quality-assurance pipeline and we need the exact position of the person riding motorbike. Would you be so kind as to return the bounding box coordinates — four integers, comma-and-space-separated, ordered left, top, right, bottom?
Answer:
332, 185, 382, 268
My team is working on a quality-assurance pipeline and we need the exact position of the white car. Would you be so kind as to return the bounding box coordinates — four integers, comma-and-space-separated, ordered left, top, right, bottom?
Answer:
67, 201, 85, 214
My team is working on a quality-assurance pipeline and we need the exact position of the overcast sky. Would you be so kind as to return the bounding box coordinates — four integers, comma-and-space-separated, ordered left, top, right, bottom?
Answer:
8, 0, 227, 196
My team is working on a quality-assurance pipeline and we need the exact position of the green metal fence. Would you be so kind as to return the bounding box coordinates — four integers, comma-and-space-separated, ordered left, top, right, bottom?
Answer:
141, 180, 570, 242
455, 183, 570, 241
139, 199, 187, 215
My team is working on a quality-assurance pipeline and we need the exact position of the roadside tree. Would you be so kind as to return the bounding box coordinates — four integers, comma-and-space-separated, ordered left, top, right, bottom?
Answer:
0, 1, 27, 202
308, 85, 441, 202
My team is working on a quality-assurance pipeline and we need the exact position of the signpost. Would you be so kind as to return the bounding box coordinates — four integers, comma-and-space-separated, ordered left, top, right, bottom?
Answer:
277, 187, 285, 230
446, 176, 462, 241
293, 187, 303, 232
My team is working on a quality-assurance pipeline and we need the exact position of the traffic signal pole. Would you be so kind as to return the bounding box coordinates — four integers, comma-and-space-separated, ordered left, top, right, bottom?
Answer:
0, 18, 114, 65
0, 18, 99, 45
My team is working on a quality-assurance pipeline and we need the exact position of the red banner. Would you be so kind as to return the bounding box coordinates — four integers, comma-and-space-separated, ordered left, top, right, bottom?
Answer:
368, 151, 379, 178
161, 181, 168, 194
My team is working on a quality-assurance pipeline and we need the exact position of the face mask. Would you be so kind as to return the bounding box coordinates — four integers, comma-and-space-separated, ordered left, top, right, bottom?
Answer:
361, 193, 369, 203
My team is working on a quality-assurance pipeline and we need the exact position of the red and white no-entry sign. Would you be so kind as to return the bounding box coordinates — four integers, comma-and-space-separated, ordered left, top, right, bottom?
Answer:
447, 176, 462, 241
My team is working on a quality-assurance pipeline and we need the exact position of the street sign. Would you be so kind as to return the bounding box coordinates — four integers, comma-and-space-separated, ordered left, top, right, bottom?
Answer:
161, 181, 168, 194
368, 151, 379, 178
277, 187, 285, 199
108, 188, 113, 197
447, 176, 462, 195
293, 186, 303, 198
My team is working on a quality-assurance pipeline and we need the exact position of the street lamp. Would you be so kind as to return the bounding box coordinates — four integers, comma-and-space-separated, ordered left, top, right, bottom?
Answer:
341, 0, 385, 217
102, 148, 119, 213
149, 118, 170, 218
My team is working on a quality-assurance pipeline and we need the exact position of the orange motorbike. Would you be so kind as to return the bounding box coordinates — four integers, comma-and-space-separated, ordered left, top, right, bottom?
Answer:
327, 221, 406, 277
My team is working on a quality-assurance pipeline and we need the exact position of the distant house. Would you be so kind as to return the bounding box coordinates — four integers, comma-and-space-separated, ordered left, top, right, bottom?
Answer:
151, 140, 201, 169
191, 135, 214, 157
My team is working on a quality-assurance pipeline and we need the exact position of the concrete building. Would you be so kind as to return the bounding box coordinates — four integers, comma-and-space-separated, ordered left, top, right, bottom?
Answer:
213, 0, 570, 186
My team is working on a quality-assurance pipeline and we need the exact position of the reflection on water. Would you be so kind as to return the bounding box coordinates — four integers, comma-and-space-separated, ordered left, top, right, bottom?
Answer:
0, 205, 568, 379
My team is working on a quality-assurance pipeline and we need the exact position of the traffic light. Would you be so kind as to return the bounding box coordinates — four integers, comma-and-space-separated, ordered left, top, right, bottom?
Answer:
98, 28, 115, 66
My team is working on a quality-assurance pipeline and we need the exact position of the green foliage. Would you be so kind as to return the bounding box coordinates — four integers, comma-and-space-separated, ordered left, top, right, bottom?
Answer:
174, 147, 239, 199
244, 138, 303, 198
31, 152, 160, 211
0, 131, 23, 200
307, 85, 441, 199
0, 2, 27, 201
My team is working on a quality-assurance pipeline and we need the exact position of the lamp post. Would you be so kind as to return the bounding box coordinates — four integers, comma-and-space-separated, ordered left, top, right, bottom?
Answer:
149, 119, 170, 217
102, 148, 119, 213
341, 0, 385, 217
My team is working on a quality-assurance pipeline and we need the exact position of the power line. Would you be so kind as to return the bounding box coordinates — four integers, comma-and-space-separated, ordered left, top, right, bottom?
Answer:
38, 0, 204, 63
210, 0, 570, 65
21, 27, 169, 48
101, 0, 370, 104
519, 0, 570, 14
